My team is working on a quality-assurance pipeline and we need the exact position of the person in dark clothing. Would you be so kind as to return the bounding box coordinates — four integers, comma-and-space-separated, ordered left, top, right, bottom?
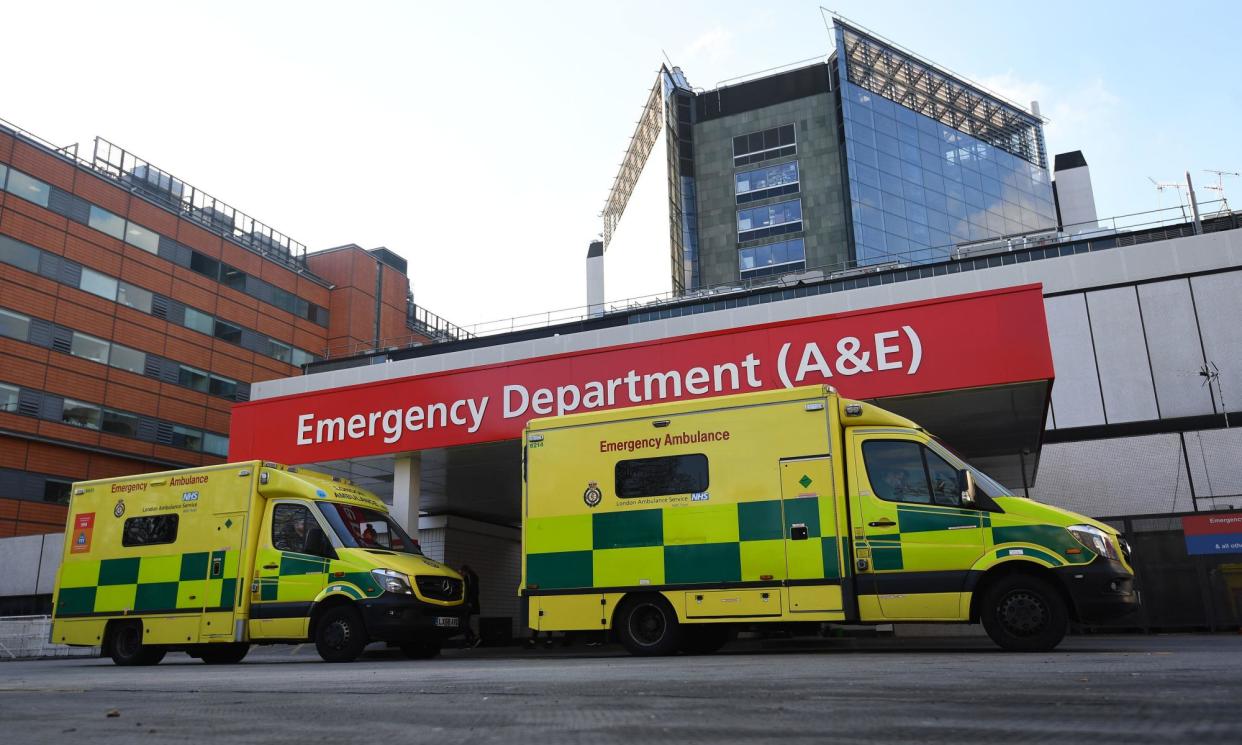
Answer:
460, 564, 481, 647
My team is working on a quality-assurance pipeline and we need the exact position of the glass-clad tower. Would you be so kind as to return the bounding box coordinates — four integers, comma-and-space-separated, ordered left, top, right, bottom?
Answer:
832, 20, 1057, 265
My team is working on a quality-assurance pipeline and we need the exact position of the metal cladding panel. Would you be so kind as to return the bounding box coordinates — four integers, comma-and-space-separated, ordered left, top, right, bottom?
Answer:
1086, 288, 1158, 424
1030, 433, 1195, 517
1044, 294, 1105, 429
1190, 272, 1242, 415
1137, 279, 1214, 418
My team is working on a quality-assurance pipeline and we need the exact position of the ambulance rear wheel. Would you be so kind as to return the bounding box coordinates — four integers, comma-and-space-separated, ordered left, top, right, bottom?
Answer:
616, 595, 681, 656
315, 606, 368, 662
198, 643, 250, 664
980, 574, 1068, 652
107, 621, 166, 666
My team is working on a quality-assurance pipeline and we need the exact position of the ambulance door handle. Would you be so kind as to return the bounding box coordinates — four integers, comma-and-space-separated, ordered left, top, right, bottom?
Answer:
262, 563, 278, 570
868, 519, 896, 528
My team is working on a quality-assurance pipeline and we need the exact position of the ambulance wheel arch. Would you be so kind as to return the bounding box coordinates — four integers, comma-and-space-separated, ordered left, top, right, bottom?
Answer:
104, 619, 167, 666
611, 593, 683, 656
968, 561, 1073, 652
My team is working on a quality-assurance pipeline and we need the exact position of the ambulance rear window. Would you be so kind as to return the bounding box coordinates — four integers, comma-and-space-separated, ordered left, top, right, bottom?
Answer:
615, 454, 709, 498
122, 514, 179, 547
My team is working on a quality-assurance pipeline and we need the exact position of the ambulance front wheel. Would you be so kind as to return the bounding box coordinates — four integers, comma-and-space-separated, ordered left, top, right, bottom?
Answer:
107, 620, 166, 666
980, 574, 1069, 652
616, 595, 682, 656
315, 605, 369, 662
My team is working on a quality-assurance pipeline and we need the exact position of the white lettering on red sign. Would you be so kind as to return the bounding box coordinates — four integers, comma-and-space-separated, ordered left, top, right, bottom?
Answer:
291, 330, 922, 448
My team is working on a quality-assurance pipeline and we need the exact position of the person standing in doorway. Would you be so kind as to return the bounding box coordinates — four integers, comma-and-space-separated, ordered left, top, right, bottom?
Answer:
460, 564, 481, 647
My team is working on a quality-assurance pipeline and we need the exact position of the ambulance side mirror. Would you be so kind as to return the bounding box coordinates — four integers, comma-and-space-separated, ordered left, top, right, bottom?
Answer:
957, 470, 976, 507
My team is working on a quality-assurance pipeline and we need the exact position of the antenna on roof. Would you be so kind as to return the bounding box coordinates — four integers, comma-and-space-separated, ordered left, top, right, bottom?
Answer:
661, 49, 675, 68
1202, 169, 1238, 213
1148, 176, 1187, 211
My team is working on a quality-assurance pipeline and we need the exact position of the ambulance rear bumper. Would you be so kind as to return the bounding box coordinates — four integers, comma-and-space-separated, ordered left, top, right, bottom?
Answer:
357, 595, 467, 642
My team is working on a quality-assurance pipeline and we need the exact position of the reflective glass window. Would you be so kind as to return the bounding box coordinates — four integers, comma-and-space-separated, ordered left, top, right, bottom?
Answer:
0, 383, 17, 414
268, 339, 292, 364
739, 238, 805, 274
0, 163, 6, 189
88, 206, 126, 239
117, 282, 153, 313
124, 222, 160, 254
43, 479, 72, 505
214, 320, 242, 344
62, 399, 102, 430
172, 425, 203, 452
70, 332, 110, 364
203, 432, 229, 457
0, 309, 30, 341
616, 454, 708, 498
183, 307, 214, 335
109, 344, 146, 375
737, 200, 802, 231
291, 348, 317, 367
0, 235, 40, 272
101, 408, 139, 438
6, 170, 50, 207
209, 375, 237, 399
178, 365, 210, 393
735, 162, 798, 195
79, 267, 118, 300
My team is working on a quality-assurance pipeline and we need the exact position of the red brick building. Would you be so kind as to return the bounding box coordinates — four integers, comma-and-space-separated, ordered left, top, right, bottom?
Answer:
0, 120, 463, 537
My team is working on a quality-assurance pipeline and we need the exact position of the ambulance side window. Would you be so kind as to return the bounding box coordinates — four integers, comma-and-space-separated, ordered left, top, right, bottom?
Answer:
122, 515, 179, 547
272, 503, 316, 554
862, 441, 932, 504
615, 454, 708, 498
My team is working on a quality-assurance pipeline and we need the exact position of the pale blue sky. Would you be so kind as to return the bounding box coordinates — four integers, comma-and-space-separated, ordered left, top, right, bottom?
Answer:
3, 1, 1239, 328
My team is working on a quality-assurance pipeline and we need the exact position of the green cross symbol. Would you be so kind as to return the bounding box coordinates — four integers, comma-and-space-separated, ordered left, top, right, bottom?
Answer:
224, 518, 233, 528
799, 475, 813, 488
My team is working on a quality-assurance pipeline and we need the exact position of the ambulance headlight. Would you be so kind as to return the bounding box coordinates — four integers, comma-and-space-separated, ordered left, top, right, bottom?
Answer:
372, 568, 413, 595
1068, 525, 1119, 560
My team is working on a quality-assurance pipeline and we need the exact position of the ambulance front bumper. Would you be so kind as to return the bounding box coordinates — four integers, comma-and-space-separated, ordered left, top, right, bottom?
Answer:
357, 595, 467, 642
1054, 557, 1141, 622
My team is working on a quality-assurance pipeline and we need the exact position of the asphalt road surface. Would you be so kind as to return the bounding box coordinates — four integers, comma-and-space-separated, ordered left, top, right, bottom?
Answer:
2, 635, 1240, 744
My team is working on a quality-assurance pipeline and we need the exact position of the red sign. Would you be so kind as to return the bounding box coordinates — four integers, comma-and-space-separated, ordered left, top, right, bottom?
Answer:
1182, 513, 1242, 536
70, 513, 94, 554
230, 285, 1052, 463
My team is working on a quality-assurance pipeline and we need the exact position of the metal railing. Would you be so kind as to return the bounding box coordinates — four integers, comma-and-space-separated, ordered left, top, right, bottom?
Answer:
91, 138, 309, 271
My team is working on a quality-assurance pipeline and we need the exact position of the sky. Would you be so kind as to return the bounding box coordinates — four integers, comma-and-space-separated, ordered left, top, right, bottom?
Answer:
3, 1, 1240, 330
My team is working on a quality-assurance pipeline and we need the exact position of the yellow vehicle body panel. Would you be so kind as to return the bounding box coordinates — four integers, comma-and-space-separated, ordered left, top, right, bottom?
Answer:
521, 385, 1134, 634
51, 461, 463, 650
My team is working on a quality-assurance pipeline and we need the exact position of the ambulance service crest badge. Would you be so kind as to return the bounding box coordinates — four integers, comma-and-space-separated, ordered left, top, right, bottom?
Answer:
583, 481, 602, 508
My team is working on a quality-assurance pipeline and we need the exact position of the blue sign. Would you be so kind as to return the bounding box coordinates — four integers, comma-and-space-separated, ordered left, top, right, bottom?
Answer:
1185, 533, 1242, 556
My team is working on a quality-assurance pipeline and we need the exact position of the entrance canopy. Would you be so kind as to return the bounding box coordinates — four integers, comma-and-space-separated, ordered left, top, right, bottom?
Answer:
230, 284, 1053, 520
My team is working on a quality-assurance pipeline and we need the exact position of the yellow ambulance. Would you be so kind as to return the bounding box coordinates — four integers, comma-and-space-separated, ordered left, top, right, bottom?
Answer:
52, 461, 465, 664
521, 385, 1138, 653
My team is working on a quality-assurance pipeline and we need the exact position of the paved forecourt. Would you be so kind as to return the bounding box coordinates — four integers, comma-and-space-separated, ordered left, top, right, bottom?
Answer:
1, 635, 1240, 744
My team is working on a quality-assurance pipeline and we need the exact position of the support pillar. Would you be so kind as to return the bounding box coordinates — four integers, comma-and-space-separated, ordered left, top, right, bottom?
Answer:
391, 453, 422, 539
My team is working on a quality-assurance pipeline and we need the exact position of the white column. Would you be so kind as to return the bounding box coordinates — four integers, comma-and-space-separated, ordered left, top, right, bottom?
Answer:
391, 453, 421, 538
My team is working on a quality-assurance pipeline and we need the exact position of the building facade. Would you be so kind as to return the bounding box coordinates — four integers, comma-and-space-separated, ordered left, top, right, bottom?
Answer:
593, 17, 1059, 306
0, 119, 462, 539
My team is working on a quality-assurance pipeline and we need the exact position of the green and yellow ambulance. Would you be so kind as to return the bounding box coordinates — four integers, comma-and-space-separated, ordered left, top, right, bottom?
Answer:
52, 461, 465, 664
521, 385, 1138, 653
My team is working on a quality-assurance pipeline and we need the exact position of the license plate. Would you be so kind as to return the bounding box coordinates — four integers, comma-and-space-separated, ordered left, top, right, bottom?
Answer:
434, 617, 459, 628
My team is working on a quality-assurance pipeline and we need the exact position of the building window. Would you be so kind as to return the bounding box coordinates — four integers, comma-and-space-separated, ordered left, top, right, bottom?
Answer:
122, 514, 179, 547
0, 163, 6, 189
732, 124, 796, 167
62, 399, 102, 430
178, 365, 210, 393
101, 409, 139, 438
221, 265, 247, 292
0, 308, 31, 342
269, 339, 292, 364
209, 375, 237, 399
87, 205, 126, 240
172, 425, 204, 452
184, 307, 214, 335
739, 238, 806, 275
0, 383, 18, 413
0, 235, 40, 273
735, 162, 800, 204
615, 454, 709, 498
79, 267, 119, 301
70, 331, 110, 365
189, 252, 221, 280
5, 169, 50, 208
43, 479, 72, 505
203, 432, 229, 458
291, 348, 317, 367
124, 222, 160, 254
737, 199, 803, 242
214, 319, 242, 344
117, 282, 153, 313
109, 344, 146, 375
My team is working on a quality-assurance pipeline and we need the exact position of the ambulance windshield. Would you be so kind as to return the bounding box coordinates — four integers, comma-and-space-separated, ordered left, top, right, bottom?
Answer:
930, 438, 1015, 498
318, 503, 423, 555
